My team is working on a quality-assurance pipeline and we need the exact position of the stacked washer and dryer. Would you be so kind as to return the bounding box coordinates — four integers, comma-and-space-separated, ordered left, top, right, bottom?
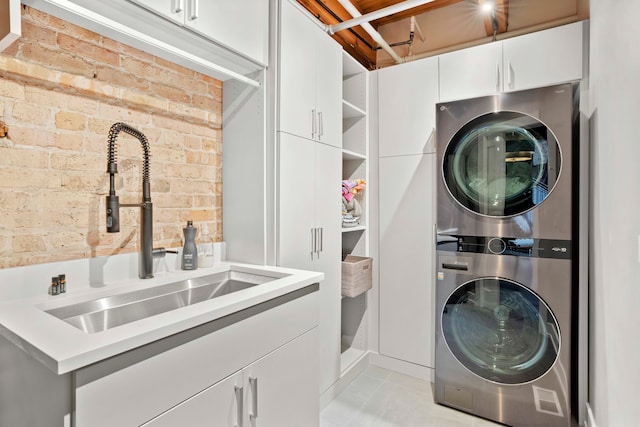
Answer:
434, 84, 579, 427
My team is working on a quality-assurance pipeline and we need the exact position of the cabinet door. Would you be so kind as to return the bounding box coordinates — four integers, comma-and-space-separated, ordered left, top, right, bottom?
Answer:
244, 328, 319, 427
314, 142, 342, 393
0, 0, 20, 52
186, 0, 268, 65
277, 133, 316, 271
439, 42, 502, 102
379, 154, 435, 367
503, 21, 583, 92
379, 57, 439, 156
142, 372, 242, 427
314, 32, 342, 148
128, 0, 183, 24
279, 0, 317, 139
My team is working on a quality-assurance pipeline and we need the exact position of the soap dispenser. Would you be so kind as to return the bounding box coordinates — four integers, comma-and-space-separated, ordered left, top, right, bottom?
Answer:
181, 220, 198, 270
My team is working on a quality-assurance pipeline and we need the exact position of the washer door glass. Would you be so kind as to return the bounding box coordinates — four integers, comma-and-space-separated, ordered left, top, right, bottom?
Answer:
441, 278, 560, 385
443, 111, 561, 217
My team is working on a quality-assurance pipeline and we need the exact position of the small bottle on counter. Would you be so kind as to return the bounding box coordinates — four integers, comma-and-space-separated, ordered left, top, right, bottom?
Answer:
182, 220, 198, 270
50, 276, 59, 295
197, 223, 215, 268
58, 274, 66, 293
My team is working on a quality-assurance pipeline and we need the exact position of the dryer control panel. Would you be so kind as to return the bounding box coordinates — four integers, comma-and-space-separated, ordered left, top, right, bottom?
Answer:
437, 235, 572, 259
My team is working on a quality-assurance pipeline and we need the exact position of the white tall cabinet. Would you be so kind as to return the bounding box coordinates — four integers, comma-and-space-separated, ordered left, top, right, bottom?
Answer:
377, 57, 438, 370
277, 0, 342, 395
279, 0, 341, 146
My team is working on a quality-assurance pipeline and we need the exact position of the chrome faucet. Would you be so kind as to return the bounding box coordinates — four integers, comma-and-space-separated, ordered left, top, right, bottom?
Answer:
105, 122, 154, 279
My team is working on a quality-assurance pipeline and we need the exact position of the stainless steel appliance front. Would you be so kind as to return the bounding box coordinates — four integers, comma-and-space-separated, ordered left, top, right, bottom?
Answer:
435, 250, 573, 427
436, 84, 577, 240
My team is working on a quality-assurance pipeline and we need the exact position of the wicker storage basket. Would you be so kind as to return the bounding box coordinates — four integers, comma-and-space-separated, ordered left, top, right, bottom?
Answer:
341, 255, 372, 298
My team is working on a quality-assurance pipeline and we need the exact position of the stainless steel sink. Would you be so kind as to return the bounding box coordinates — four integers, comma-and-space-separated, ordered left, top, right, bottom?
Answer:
45, 270, 285, 333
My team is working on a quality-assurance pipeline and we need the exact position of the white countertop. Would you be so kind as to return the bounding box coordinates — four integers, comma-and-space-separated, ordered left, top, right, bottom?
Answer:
0, 262, 323, 375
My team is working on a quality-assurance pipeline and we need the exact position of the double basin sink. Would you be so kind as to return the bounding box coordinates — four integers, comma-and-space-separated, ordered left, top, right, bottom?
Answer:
45, 269, 286, 334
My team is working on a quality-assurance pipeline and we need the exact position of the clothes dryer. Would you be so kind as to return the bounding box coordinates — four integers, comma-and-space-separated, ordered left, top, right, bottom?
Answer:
436, 84, 577, 241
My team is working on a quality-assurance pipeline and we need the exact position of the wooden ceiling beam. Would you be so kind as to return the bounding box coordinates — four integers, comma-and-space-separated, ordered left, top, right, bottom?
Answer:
368, 0, 465, 28
296, 0, 379, 67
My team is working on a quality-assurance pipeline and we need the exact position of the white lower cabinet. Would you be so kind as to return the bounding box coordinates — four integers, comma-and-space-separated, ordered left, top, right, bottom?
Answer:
144, 328, 319, 427
142, 371, 242, 427
378, 154, 436, 368
277, 132, 341, 394
73, 289, 319, 426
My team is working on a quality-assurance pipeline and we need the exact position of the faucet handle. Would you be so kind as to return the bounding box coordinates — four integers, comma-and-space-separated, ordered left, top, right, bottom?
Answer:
106, 195, 120, 232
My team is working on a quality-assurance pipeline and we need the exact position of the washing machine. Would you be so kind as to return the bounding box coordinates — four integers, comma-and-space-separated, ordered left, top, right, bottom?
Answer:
434, 84, 579, 426
434, 247, 574, 427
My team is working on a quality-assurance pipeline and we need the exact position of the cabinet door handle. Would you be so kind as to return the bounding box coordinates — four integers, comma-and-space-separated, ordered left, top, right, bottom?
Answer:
171, 0, 183, 13
249, 377, 258, 421
318, 111, 324, 140
311, 228, 315, 260
188, 0, 199, 20
496, 62, 500, 91
311, 109, 317, 139
319, 227, 323, 253
234, 385, 243, 427
507, 60, 512, 88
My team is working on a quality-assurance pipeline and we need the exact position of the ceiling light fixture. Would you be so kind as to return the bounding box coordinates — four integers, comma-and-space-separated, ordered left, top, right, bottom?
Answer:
480, 0, 495, 13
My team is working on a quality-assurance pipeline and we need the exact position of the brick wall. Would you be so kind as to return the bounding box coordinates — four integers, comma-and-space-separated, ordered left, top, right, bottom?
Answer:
0, 6, 223, 268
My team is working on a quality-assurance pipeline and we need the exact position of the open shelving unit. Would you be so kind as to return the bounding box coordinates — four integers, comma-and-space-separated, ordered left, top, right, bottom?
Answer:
340, 52, 369, 373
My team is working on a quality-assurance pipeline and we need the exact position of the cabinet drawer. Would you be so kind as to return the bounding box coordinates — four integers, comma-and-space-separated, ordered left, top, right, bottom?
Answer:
74, 287, 319, 427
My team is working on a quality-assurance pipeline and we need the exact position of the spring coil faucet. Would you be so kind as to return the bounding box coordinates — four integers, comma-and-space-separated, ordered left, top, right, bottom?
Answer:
106, 122, 154, 279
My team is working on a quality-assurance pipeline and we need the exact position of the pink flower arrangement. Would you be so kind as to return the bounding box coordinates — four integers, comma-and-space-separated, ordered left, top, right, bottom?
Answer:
342, 179, 366, 202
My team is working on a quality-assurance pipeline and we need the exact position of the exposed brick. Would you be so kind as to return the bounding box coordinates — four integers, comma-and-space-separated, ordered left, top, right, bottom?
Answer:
55, 111, 86, 131
54, 132, 84, 151
57, 33, 120, 66
20, 21, 57, 47
1, 8, 224, 268
12, 234, 47, 253
0, 79, 25, 100
149, 82, 190, 104
12, 102, 52, 126
21, 41, 95, 77
0, 146, 49, 168
94, 64, 150, 92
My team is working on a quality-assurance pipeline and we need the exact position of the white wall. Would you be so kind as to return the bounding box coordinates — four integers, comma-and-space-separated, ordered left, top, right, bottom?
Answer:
588, 0, 640, 425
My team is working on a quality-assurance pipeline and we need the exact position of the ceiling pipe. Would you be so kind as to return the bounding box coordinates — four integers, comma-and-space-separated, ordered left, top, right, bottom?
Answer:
329, 0, 435, 34
333, 0, 404, 64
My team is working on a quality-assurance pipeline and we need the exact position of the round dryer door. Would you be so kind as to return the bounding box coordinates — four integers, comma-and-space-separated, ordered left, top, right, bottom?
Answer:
442, 111, 561, 217
441, 278, 560, 385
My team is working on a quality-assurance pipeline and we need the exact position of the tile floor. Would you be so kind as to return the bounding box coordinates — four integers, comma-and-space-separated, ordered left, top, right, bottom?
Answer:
321, 366, 503, 427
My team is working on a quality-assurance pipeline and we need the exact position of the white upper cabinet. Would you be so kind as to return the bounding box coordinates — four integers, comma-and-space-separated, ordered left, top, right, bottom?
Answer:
439, 42, 502, 102
439, 21, 585, 101
502, 20, 583, 93
279, 0, 342, 147
129, 0, 269, 65
378, 56, 439, 156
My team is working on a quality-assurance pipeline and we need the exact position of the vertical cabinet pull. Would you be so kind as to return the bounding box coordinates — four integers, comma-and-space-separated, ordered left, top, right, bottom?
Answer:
171, 0, 184, 13
311, 109, 317, 139
319, 227, 323, 253
496, 62, 500, 91
311, 228, 316, 260
249, 377, 259, 421
188, 0, 199, 20
507, 60, 512, 88
234, 385, 243, 427
317, 111, 324, 140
